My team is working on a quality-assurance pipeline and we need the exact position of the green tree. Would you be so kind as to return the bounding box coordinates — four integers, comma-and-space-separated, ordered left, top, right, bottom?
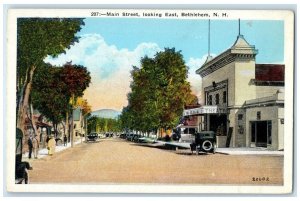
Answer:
17, 18, 85, 137
87, 116, 121, 134
31, 63, 91, 137
87, 116, 99, 133
60, 62, 91, 145
121, 48, 198, 136
31, 64, 69, 136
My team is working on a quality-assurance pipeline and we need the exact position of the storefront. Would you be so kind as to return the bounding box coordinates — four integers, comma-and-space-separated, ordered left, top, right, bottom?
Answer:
183, 105, 228, 145
193, 34, 284, 150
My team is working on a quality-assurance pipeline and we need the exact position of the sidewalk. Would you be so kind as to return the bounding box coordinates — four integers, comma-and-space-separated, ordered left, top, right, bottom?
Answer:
216, 147, 284, 155
140, 140, 284, 156
23, 137, 86, 160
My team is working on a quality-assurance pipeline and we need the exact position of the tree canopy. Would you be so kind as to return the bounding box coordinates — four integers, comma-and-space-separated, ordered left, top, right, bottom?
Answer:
31, 63, 91, 133
17, 18, 85, 91
16, 18, 85, 136
87, 116, 121, 134
120, 48, 198, 134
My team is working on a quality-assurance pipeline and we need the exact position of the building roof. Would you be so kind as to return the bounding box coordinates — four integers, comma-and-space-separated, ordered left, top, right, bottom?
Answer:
232, 34, 251, 48
196, 35, 258, 77
255, 64, 285, 81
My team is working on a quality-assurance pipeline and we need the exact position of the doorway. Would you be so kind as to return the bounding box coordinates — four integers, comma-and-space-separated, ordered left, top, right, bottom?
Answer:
209, 114, 227, 135
251, 121, 272, 147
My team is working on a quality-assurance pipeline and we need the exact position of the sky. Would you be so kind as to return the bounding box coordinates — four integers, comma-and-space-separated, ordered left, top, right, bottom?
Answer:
45, 18, 284, 112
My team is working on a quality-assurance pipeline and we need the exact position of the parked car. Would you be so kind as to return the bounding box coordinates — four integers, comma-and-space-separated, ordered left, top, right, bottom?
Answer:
87, 132, 98, 141
126, 133, 134, 141
119, 133, 126, 139
190, 131, 216, 154
133, 134, 142, 142
180, 126, 198, 142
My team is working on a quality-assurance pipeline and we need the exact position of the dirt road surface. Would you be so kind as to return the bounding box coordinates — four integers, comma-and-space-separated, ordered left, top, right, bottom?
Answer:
28, 138, 283, 185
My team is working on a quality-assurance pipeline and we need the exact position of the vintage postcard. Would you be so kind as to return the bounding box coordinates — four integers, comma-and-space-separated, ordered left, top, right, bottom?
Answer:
6, 9, 294, 194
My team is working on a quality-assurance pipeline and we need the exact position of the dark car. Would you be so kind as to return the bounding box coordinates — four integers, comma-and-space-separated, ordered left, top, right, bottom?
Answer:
126, 133, 134, 141
87, 132, 98, 141
190, 131, 216, 154
133, 134, 142, 142
119, 133, 126, 139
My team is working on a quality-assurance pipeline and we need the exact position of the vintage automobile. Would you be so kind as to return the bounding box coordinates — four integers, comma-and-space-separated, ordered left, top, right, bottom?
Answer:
15, 128, 32, 184
190, 131, 217, 154
179, 126, 198, 143
126, 133, 134, 141
87, 132, 98, 141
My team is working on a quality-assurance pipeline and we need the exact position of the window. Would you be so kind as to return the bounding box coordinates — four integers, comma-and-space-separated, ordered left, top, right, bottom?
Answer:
238, 114, 243, 120
215, 94, 219, 104
189, 128, 196, 134
208, 95, 212, 105
223, 91, 227, 103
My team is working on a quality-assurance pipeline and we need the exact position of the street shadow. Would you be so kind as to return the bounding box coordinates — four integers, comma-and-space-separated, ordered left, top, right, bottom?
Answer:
130, 142, 190, 152
85, 141, 101, 143
176, 152, 209, 156
130, 143, 166, 149
215, 152, 230, 155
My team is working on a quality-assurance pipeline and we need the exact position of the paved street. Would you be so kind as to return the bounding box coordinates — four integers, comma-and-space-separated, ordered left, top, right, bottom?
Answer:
28, 138, 283, 185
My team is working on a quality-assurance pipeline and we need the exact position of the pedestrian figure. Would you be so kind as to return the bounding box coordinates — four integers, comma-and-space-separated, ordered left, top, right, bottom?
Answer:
27, 135, 33, 159
32, 134, 39, 159
47, 135, 56, 156
63, 135, 67, 146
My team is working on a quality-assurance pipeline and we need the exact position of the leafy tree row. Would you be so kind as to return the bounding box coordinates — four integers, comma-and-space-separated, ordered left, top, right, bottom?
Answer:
120, 48, 198, 136
16, 18, 85, 138
87, 116, 121, 134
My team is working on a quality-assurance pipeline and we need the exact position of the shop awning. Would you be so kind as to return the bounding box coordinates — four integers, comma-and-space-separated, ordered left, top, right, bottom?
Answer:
183, 105, 227, 116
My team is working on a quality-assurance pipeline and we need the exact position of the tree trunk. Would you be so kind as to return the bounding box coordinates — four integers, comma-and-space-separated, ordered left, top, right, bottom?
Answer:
27, 103, 38, 136
65, 111, 69, 141
61, 122, 65, 135
53, 123, 57, 138
16, 65, 36, 151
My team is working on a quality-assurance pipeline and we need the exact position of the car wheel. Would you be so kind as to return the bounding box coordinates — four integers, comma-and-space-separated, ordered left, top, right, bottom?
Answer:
202, 140, 213, 152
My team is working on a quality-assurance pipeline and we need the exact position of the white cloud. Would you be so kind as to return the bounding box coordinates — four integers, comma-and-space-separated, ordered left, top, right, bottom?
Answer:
186, 54, 216, 103
45, 34, 161, 111
45, 33, 214, 110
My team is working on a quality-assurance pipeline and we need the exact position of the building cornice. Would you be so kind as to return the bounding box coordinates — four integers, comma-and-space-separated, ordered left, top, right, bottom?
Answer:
196, 35, 258, 78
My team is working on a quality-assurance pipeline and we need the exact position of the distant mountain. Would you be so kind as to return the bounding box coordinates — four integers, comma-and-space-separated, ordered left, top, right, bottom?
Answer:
91, 109, 121, 119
